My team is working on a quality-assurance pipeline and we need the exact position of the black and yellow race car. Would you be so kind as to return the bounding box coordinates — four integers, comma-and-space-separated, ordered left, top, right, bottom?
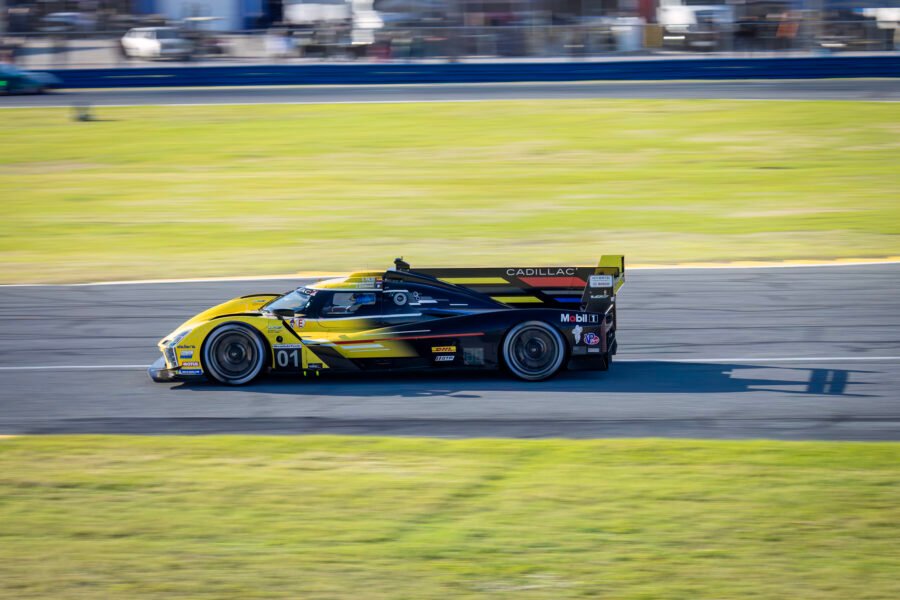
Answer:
149, 256, 624, 385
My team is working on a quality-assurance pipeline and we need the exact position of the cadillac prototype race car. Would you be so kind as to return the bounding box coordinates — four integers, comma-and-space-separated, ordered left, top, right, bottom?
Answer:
149, 256, 625, 385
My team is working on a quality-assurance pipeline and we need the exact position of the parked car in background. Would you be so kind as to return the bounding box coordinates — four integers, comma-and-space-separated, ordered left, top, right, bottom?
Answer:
658, 5, 735, 50
41, 12, 97, 32
121, 27, 193, 60
182, 17, 233, 57
0, 65, 61, 94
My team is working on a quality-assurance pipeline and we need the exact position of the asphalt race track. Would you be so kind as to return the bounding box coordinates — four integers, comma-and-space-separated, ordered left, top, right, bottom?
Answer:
2, 79, 899, 108
1, 264, 899, 439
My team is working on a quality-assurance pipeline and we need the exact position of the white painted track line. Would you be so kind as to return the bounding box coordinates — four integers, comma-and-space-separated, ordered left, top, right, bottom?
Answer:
615, 356, 900, 363
1, 356, 899, 372
2, 258, 899, 288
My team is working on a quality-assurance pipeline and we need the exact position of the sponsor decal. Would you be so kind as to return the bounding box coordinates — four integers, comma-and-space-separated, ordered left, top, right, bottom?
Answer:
179, 350, 194, 359
182, 361, 200, 367
359, 276, 383, 289
179, 369, 203, 375
572, 325, 583, 344
274, 344, 304, 349
507, 267, 577, 277
308, 363, 323, 370
432, 346, 457, 353
463, 347, 485, 366
435, 355, 454, 362
584, 333, 600, 346
588, 347, 601, 353
589, 274, 614, 288
290, 318, 305, 329
561, 313, 599, 324
267, 325, 283, 332
176, 345, 195, 349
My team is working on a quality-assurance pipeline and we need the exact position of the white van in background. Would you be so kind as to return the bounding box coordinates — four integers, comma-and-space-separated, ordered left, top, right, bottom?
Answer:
657, 3, 735, 50
121, 27, 193, 60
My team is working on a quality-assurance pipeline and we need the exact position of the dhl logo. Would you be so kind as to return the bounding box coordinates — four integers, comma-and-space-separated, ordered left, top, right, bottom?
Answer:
432, 346, 456, 353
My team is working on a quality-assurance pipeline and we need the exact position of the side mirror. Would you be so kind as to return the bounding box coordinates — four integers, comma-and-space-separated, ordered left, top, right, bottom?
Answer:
271, 308, 295, 318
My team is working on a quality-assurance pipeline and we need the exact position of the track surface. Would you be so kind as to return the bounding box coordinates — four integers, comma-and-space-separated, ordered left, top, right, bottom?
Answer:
1, 264, 898, 439
3, 79, 899, 107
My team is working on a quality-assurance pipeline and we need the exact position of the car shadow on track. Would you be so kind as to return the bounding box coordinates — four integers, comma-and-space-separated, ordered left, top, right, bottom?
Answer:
172, 361, 872, 398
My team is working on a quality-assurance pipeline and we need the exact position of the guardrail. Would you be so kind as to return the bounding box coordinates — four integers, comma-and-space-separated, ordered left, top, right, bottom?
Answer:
45, 55, 900, 89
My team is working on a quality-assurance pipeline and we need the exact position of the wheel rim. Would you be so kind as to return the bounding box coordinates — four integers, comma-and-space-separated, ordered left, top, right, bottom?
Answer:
205, 326, 264, 384
506, 325, 562, 380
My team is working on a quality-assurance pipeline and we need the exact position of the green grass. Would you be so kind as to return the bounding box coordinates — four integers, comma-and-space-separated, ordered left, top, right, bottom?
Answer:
1, 436, 898, 598
1, 100, 898, 282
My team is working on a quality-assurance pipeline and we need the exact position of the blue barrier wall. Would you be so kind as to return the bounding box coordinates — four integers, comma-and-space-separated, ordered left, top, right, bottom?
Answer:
49, 55, 899, 89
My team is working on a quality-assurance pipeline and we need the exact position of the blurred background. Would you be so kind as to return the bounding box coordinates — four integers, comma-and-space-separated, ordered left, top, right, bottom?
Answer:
1, 0, 897, 67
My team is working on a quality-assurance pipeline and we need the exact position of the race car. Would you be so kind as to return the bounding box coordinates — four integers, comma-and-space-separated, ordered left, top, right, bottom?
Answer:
149, 256, 624, 385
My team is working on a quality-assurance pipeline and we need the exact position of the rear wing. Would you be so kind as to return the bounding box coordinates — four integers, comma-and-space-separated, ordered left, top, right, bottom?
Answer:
417, 255, 624, 312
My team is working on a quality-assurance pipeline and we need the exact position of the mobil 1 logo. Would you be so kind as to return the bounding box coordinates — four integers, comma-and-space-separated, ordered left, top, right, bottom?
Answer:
560, 313, 599, 324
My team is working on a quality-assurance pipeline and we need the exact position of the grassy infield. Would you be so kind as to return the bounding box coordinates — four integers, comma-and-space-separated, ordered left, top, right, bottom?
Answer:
1, 437, 898, 598
2, 100, 899, 597
1, 101, 898, 282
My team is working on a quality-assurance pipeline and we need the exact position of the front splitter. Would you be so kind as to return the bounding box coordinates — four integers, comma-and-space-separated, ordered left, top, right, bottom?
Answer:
148, 356, 206, 383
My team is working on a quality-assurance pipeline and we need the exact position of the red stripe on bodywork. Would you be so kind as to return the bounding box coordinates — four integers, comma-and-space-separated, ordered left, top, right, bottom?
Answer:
518, 276, 586, 288
334, 332, 485, 345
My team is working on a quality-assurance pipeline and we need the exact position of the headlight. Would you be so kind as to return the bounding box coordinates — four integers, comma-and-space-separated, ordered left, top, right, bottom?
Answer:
166, 329, 193, 348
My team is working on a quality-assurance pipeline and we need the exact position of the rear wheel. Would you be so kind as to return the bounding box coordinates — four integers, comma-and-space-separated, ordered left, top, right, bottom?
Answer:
502, 321, 566, 381
202, 323, 266, 385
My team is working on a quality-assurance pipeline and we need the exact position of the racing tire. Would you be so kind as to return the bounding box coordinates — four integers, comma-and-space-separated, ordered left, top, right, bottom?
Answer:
502, 321, 567, 382
202, 323, 267, 385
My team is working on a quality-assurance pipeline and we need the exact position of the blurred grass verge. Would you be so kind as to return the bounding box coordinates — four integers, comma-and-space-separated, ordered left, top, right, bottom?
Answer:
1, 435, 898, 598
1, 100, 898, 283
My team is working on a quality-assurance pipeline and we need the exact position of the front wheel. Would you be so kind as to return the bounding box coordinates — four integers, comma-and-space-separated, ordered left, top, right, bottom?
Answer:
502, 321, 567, 382
202, 323, 266, 385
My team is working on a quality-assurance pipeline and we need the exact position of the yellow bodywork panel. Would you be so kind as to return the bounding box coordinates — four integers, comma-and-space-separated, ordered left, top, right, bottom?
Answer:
175, 295, 277, 331
597, 254, 626, 294
443, 277, 509, 285
158, 296, 417, 376
491, 296, 542, 304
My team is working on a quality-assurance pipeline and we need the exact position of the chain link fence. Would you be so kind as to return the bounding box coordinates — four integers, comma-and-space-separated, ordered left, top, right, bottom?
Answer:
2, 20, 897, 69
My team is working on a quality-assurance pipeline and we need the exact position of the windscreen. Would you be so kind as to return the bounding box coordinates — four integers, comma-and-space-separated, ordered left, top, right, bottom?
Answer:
264, 289, 313, 314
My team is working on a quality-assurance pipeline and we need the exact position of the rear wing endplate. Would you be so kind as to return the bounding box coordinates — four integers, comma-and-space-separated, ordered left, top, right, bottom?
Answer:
581, 254, 625, 314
